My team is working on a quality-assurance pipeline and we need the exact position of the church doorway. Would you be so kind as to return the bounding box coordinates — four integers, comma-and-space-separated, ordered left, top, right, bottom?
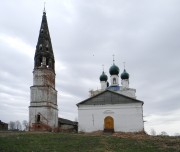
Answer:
104, 116, 114, 132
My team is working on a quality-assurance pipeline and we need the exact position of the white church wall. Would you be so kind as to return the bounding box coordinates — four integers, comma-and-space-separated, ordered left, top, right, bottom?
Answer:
118, 88, 136, 99
101, 81, 107, 90
78, 103, 144, 133
110, 75, 119, 86
121, 79, 129, 88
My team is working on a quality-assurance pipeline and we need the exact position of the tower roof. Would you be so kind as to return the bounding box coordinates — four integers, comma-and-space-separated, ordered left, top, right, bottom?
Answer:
121, 69, 129, 79
99, 71, 108, 81
109, 63, 119, 75
34, 11, 55, 71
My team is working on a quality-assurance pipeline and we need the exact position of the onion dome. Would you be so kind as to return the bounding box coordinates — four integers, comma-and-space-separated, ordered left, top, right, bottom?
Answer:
109, 64, 119, 75
121, 69, 129, 79
99, 71, 108, 81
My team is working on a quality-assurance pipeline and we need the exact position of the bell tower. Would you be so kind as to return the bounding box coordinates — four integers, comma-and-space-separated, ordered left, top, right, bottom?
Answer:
29, 10, 58, 131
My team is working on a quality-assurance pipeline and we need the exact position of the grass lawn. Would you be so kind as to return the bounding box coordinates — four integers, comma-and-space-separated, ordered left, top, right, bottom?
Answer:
0, 132, 180, 152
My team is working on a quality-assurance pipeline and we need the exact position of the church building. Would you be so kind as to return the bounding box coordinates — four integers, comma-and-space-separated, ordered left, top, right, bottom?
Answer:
77, 60, 144, 133
28, 9, 143, 133
29, 10, 58, 131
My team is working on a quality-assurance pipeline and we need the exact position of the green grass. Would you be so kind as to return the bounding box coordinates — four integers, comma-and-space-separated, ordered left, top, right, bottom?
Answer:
0, 132, 179, 152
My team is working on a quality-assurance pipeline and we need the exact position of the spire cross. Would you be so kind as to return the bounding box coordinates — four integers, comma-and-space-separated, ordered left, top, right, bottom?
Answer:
113, 54, 115, 64
43, 2, 46, 12
123, 62, 126, 69
102, 64, 104, 71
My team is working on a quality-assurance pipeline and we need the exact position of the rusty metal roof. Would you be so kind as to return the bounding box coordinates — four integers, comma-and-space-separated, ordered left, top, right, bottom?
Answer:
58, 118, 77, 126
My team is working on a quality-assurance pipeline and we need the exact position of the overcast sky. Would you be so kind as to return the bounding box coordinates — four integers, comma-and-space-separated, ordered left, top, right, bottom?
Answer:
0, 0, 180, 135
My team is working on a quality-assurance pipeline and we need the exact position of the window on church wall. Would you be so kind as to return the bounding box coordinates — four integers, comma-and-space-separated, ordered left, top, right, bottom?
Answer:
37, 114, 40, 123
113, 78, 116, 84
35, 57, 40, 67
40, 57, 47, 66
38, 57, 42, 67
40, 29, 44, 33
48, 59, 53, 69
46, 58, 48, 65
39, 57, 43, 66
46, 45, 48, 51
46, 58, 49, 68
38, 58, 41, 66
39, 44, 42, 50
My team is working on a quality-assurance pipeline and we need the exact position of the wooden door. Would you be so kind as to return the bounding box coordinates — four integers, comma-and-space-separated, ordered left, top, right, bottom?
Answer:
104, 116, 114, 131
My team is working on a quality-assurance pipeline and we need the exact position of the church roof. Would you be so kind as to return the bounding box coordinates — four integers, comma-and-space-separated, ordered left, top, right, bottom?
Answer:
77, 90, 143, 106
0, 120, 8, 125
58, 118, 78, 126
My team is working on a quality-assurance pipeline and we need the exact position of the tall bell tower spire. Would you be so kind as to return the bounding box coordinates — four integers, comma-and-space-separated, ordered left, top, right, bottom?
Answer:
29, 11, 58, 131
34, 9, 55, 71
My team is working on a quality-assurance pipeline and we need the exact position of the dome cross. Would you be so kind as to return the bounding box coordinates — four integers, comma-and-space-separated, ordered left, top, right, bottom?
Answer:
113, 54, 115, 64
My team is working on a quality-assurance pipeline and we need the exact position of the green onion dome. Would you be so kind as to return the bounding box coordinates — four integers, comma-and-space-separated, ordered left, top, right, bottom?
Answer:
109, 64, 119, 75
99, 71, 108, 81
121, 69, 129, 79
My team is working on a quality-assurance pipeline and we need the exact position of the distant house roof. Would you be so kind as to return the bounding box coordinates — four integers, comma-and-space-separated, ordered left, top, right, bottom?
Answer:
0, 120, 8, 125
77, 90, 143, 106
58, 118, 77, 126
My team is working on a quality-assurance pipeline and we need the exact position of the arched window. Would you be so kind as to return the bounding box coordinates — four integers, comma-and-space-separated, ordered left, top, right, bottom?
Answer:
39, 44, 42, 50
113, 78, 116, 84
46, 44, 48, 51
37, 114, 40, 122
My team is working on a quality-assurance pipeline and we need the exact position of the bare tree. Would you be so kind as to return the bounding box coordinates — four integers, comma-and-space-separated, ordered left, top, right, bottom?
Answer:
150, 128, 156, 136
22, 120, 29, 131
15, 121, 22, 131
9, 121, 16, 130
160, 131, 168, 136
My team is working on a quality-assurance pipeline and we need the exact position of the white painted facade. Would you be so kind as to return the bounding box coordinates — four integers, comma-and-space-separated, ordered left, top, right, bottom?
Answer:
78, 59, 144, 133
110, 75, 119, 86
89, 87, 136, 99
121, 79, 129, 88
118, 88, 136, 99
100, 81, 107, 90
78, 103, 144, 133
